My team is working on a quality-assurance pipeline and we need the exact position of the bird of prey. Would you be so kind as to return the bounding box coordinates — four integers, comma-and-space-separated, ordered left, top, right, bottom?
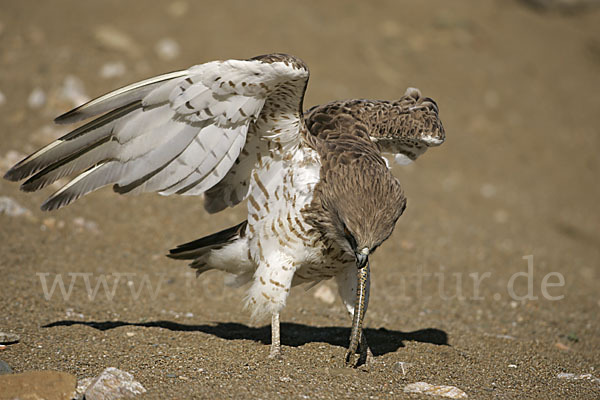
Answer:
4, 53, 444, 366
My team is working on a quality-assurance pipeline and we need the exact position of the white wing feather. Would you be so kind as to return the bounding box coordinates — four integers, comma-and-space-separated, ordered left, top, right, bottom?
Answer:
4, 54, 309, 211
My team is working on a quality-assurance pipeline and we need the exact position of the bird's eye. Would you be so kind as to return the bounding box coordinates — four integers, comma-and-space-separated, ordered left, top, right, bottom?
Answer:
343, 224, 357, 249
343, 225, 351, 238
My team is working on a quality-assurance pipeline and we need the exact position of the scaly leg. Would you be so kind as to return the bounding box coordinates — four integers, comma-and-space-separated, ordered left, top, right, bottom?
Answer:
269, 311, 281, 359
345, 262, 370, 367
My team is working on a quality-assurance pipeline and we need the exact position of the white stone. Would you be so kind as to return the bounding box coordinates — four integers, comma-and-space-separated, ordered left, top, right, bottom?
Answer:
155, 38, 180, 60
100, 62, 127, 79
84, 367, 146, 400
60, 75, 90, 107
404, 382, 468, 398
94, 25, 140, 56
0, 197, 31, 217
557, 373, 600, 383
313, 285, 336, 304
28, 87, 46, 109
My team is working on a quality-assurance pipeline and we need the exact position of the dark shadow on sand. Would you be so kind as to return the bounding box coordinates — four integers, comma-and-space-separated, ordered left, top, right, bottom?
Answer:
43, 320, 447, 356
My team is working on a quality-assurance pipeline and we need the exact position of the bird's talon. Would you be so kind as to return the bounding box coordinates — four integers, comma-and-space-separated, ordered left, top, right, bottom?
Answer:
344, 351, 359, 368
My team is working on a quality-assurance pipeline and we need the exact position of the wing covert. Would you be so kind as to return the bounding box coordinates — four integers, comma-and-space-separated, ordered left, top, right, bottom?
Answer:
305, 87, 444, 166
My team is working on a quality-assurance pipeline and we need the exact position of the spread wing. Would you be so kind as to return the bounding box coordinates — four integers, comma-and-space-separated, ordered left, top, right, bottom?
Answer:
305, 87, 444, 165
4, 53, 309, 211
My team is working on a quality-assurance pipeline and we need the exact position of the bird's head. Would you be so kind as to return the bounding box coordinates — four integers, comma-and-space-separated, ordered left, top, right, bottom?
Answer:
308, 151, 407, 269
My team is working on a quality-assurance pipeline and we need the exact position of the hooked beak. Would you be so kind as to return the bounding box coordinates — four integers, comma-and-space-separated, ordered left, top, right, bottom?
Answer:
355, 247, 369, 269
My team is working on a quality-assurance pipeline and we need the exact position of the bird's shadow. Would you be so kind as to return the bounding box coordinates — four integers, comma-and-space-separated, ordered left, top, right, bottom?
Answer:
42, 320, 447, 356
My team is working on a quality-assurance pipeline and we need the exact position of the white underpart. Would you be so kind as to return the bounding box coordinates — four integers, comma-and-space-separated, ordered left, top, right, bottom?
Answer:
394, 153, 414, 165
244, 143, 322, 320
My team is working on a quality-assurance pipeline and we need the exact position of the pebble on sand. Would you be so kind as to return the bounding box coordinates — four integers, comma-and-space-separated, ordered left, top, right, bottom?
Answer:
27, 87, 46, 109
59, 75, 90, 107
404, 382, 468, 398
73, 216, 100, 234
557, 372, 600, 384
94, 25, 141, 57
0, 359, 13, 374
81, 367, 146, 400
155, 38, 180, 60
100, 61, 127, 79
0, 150, 26, 175
0, 197, 31, 218
0, 332, 20, 344
313, 285, 336, 304
395, 361, 413, 376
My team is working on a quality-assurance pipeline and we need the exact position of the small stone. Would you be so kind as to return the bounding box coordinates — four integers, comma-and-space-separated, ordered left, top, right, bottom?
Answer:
167, 1, 189, 17
0, 150, 25, 175
59, 75, 90, 107
0, 197, 31, 218
126, 332, 135, 337
155, 38, 180, 60
557, 372, 600, 383
94, 25, 141, 56
555, 342, 571, 351
100, 62, 127, 79
480, 183, 497, 198
0, 359, 13, 374
508, 364, 517, 368
0, 332, 20, 344
0, 370, 77, 400
404, 382, 468, 398
43, 217, 57, 230
27, 87, 46, 109
279, 376, 292, 382
73, 216, 100, 234
0, 90, 5, 106
395, 361, 413, 376
65, 308, 85, 319
75, 377, 94, 399
85, 367, 146, 400
313, 285, 336, 304
495, 334, 516, 340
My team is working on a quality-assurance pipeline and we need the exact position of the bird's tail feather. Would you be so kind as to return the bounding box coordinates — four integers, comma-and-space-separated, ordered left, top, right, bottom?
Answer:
168, 220, 248, 276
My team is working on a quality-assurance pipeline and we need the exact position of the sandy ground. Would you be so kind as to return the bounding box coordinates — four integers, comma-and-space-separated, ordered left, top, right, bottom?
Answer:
1, 0, 599, 398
